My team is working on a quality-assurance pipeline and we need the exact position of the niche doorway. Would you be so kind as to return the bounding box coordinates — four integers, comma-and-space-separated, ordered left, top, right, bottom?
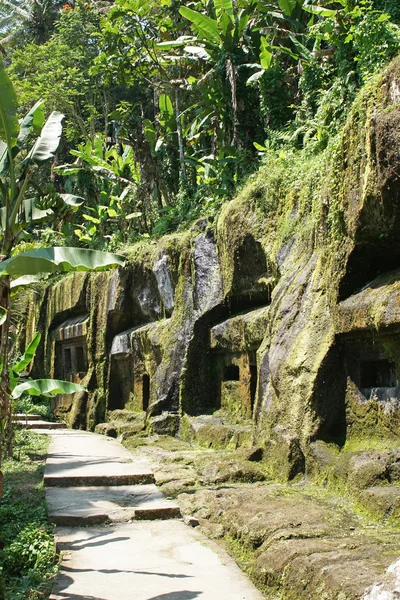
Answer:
142, 374, 150, 411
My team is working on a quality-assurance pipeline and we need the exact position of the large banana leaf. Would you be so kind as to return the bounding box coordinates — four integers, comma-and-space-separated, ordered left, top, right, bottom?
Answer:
10, 274, 46, 289
302, 4, 336, 17
11, 379, 86, 399
22, 197, 53, 224
23, 111, 64, 166
179, 7, 220, 44
214, 0, 233, 17
17, 100, 45, 148
0, 55, 18, 149
0, 140, 8, 177
0, 247, 125, 277
9, 332, 41, 392
278, 0, 296, 15
159, 94, 174, 117
0, 194, 83, 234
60, 194, 84, 207
11, 332, 41, 375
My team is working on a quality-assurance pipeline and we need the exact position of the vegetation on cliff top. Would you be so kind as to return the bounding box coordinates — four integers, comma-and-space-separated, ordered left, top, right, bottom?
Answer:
0, 0, 399, 251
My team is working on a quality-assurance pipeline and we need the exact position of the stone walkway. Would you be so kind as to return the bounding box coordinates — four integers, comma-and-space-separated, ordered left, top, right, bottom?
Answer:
38, 428, 264, 600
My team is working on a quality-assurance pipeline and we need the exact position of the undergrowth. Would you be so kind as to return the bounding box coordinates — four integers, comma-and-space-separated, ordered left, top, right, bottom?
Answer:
0, 430, 58, 600
13, 397, 53, 421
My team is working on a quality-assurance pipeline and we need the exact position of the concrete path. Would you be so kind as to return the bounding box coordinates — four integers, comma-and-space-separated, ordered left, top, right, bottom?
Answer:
43, 430, 264, 600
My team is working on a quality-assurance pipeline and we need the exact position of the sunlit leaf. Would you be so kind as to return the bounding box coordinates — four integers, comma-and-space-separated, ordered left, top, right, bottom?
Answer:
183, 45, 211, 60
214, 0, 233, 17
83, 214, 100, 224
11, 332, 41, 375
278, 0, 296, 16
260, 37, 273, 69
12, 379, 86, 399
60, 194, 84, 207
179, 7, 220, 44
302, 4, 336, 17
0, 247, 125, 277
125, 212, 143, 219
10, 274, 47, 289
159, 94, 174, 116
23, 111, 64, 166
17, 100, 45, 148
246, 70, 265, 85
0, 55, 19, 149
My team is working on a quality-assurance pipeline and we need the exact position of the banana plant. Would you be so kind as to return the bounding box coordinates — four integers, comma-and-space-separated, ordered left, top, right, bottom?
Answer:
2, 332, 85, 456
7, 332, 84, 401
0, 56, 124, 501
157, 0, 246, 148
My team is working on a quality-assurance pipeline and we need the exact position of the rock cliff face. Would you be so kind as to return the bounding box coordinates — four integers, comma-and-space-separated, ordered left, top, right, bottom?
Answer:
24, 57, 400, 478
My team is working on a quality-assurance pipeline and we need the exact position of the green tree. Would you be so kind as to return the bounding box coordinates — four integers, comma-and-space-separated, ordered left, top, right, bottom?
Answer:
0, 57, 124, 504
8, 1, 111, 146
0, 0, 62, 46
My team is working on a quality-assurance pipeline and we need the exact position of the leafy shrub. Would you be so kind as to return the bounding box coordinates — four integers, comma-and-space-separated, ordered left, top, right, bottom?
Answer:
2, 524, 56, 577
13, 397, 52, 420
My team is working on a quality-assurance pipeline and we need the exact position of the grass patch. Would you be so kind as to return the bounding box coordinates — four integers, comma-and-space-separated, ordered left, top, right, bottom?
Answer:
0, 430, 58, 599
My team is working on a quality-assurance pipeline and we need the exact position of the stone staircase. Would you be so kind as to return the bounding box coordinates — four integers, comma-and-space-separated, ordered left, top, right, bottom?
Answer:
43, 430, 264, 600
44, 430, 181, 526
13, 414, 67, 430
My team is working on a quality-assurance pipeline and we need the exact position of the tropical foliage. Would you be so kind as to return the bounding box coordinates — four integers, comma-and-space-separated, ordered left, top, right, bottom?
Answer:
0, 1, 399, 597
4, 0, 399, 243
0, 57, 124, 514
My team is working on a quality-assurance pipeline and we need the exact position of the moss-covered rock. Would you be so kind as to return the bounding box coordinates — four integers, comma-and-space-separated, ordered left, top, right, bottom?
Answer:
358, 486, 400, 521
195, 424, 235, 449
347, 453, 390, 491
148, 413, 180, 436
177, 483, 400, 599
22, 57, 400, 485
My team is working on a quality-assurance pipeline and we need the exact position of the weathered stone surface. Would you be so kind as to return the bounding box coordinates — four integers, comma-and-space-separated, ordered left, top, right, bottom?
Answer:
241, 446, 264, 462
210, 306, 270, 352
95, 420, 145, 439
347, 453, 390, 490
358, 486, 400, 520
306, 440, 339, 476
264, 428, 306, 480
183, 515, 199, 527
196, 424, 236, 449
388, 452, 400, 482
25, 58, 400, 484
153, 252, 175, 315
177, 484, 400, 599
148, 413, 180, 436
336, 269, 400, 334
200, 458, 265, 485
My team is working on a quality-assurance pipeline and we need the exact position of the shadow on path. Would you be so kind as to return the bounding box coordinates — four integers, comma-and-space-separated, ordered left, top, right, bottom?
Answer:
146, 593, 202, 600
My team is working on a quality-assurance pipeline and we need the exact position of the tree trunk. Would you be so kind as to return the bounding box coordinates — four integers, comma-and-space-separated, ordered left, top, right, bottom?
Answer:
226, 57, 240, 148
0, 264, 11, 502
174, 87, 187, 185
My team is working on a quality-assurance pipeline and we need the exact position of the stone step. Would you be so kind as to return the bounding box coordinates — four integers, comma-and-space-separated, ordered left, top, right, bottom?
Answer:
13, 413, 42, 421
44, 431, 155, 487
13, 420, 67, 430
46, 484, 181, 525
44, 472, 155, 487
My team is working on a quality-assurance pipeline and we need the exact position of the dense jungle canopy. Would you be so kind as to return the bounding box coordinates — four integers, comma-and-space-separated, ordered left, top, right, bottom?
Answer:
0, 0, 400, 248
